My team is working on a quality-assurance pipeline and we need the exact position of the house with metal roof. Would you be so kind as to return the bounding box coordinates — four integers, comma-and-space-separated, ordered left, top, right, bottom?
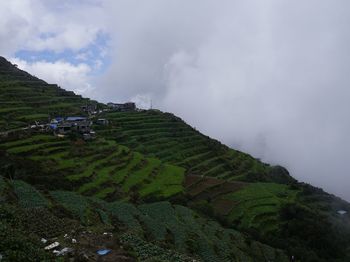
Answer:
66, 116, 87, 122
54, 117, 92, 135
96, 118, 109, 125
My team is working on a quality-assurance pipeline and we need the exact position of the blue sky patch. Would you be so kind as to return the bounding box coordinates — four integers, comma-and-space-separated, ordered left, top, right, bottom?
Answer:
15, 32, 110, 75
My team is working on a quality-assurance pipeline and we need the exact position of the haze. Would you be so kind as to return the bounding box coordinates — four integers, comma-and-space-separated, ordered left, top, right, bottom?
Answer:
1, 0, 350, 200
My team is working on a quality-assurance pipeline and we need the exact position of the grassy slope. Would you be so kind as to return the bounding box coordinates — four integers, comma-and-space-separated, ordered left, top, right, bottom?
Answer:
1, 56, 350, 261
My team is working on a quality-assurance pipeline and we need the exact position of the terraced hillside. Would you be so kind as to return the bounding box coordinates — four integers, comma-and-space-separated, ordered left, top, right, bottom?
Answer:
184, 175, 298, 235
97, 110, 291, 183
1, 56, 350, 262
0, 134, 185, 201
0, 57, 96, 131
0, 133, 302, 247
0, 132, 299, 240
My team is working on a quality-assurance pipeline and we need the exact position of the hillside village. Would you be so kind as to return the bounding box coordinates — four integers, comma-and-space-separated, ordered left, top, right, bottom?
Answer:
0, 101, 137, 140
1, 56, 350, 261
46, 102, 136, 139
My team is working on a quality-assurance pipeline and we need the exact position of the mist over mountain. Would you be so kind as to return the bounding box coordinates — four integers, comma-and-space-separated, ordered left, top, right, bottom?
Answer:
98, 1, 350, 201
3, 0, 350, 201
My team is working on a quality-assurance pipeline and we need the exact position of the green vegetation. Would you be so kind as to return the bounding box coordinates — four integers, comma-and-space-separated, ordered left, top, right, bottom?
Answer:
0, 175, 6, 194
0, 135, 185, 201
1, 56, 350, 261
12, 180, 49, 208
0, 57, 98, 132
223, 183, 298, 234
98, 110, 294, 184
0, 176, 290, 261
50, 190, 91, 225
0, 205, 53, 261
120, 233, 195, 262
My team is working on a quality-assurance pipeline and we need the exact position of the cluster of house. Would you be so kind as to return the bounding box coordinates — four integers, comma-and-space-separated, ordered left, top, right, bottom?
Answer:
50, 117, 92, 134
18, 101, 136, 139
81, 103, 98, 115
49, 116, 108, 139
107, 102, 136, 111
81, 101, 137, 115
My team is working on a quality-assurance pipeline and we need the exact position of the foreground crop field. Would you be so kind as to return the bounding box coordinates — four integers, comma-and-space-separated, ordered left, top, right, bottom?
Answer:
0, 177, 289, 262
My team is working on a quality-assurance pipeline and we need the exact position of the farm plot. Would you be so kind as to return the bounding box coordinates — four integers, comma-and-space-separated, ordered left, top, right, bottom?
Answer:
50, 190, 92, 225
69, 145, 185, 200
185, 176, 225, 197
194, 180, 247, 200
134, 201, 288, 262
106, 201, 142, 231
184, 175, 247, 219
223, 182, 299, 234
12, 180, 49, 208
120, 233, 195, 262
185, 175, 246, 199
138, 164, 185, 198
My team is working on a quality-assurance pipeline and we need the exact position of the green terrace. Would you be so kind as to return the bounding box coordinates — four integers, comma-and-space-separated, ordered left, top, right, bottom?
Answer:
183, 175, 299, 236
97, 110, 274, 182
222, 183, 299, 235
0, 134, 185, 201
0, 133, 300, 238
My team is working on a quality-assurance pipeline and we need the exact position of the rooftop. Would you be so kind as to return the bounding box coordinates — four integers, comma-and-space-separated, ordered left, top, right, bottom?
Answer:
66, 117, 86, 121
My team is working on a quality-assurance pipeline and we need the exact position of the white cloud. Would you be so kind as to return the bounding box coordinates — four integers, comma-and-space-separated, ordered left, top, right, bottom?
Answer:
95, 0, 350, 201
11, 58, 93, 95
0, 0, 105, 54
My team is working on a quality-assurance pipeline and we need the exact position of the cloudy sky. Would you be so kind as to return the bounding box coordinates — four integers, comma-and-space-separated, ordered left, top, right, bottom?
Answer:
1, 0, 350, 200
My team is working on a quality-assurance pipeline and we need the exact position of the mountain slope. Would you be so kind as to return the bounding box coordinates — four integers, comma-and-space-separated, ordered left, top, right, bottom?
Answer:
1, 56, 350, 261
0, 57, 97, 132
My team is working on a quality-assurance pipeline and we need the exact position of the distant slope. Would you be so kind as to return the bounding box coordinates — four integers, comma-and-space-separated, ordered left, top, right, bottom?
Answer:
0, 57, 95, 131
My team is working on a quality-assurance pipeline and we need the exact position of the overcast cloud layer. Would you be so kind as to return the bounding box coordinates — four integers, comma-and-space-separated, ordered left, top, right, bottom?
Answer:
1, 0, 350, 200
